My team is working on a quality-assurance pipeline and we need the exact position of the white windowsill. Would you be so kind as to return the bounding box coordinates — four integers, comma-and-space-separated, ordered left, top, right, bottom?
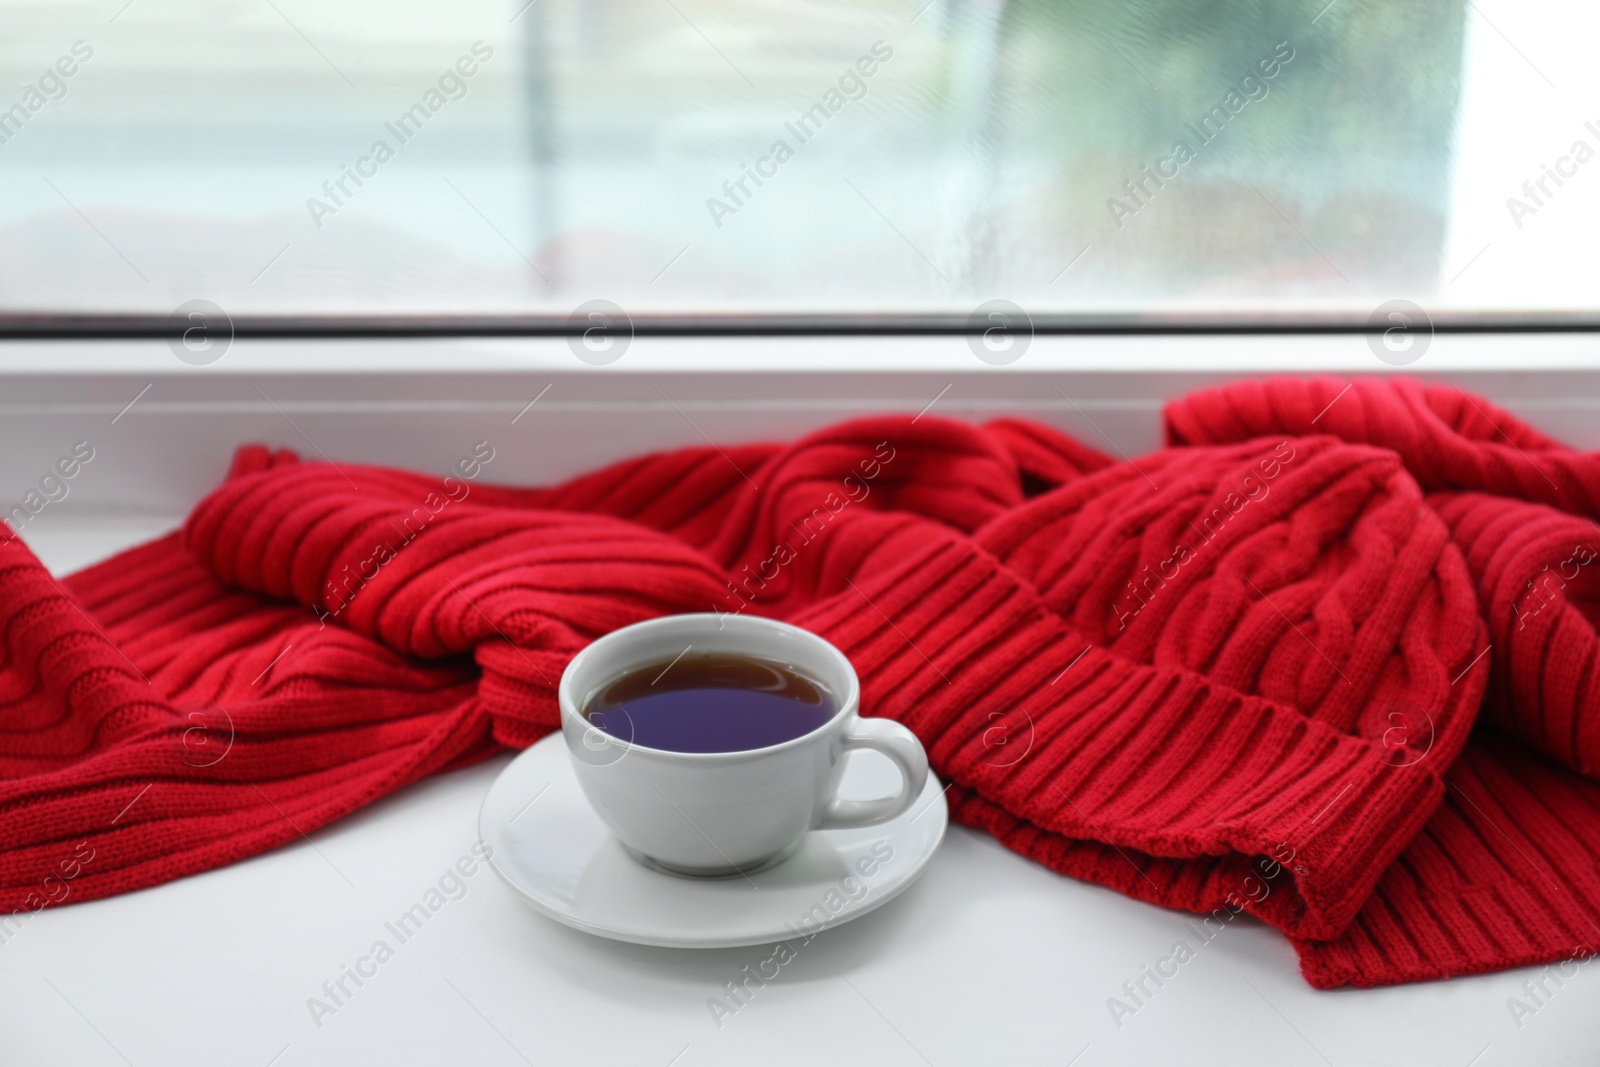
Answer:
2, 334, 1594, 1066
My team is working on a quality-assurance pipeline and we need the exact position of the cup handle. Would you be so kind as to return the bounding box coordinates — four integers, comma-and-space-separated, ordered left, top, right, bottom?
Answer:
816, 717, 930, 830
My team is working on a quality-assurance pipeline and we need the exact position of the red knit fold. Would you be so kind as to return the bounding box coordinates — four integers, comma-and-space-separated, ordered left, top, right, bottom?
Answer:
0, 380, 1594, 992
1167, 377, 1600, 985
791, 532, 1461, 942
1166, 376, 1600, 517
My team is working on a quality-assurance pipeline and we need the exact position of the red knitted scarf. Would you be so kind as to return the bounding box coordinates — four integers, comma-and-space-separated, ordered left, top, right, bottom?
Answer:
3, 377, 1598, 989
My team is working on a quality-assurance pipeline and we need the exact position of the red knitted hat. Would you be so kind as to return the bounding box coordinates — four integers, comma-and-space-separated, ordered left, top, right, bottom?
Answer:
1168, 377, 1600, 984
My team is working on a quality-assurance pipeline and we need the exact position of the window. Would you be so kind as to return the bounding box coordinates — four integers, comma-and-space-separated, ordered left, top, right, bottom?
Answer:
2, 0, 1593, 330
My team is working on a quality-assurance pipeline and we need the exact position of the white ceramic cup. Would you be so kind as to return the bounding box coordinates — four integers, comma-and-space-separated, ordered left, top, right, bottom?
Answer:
560, 613, 929, 877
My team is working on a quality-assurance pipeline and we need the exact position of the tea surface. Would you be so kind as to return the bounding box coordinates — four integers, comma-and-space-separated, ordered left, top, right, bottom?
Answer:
583, 653, 836, 753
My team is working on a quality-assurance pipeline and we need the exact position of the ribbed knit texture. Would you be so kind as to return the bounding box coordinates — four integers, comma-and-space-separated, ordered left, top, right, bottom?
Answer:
0, 379, 1595, 990
1167, 377, 1600, 984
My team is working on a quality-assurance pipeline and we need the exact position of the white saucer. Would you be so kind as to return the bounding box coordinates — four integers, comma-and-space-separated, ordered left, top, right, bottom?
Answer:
478, 733, 948, 948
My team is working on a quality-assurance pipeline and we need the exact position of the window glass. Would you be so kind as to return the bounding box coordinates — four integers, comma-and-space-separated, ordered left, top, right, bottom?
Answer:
0, 0, 1592, 325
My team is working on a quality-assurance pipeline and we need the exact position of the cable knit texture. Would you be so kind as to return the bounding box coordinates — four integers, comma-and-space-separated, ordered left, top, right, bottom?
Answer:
1, 377, 1596, 990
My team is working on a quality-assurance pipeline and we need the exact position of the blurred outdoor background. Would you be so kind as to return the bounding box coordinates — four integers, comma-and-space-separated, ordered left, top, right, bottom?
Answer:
0, 0, 1592, 323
